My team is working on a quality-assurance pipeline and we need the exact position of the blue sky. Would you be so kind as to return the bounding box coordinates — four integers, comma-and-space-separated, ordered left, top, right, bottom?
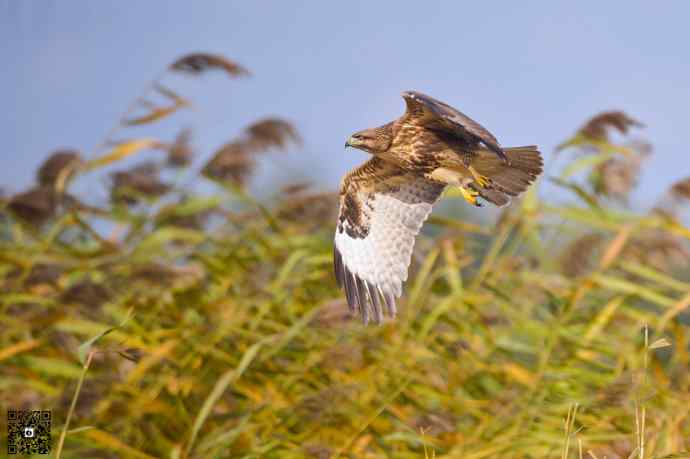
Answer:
3, 1, 689, 207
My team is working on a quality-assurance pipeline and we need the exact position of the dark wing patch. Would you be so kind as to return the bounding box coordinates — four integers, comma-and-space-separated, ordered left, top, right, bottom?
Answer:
402, 90, 508, 163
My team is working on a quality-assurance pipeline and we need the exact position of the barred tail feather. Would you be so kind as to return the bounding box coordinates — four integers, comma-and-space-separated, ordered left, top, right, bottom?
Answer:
475, 145, 543, 206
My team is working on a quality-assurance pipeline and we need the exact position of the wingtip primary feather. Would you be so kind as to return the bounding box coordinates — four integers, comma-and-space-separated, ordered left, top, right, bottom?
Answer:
366, 280, 384, 324
354, 276, 369, 325
336, 244, 397, 324
343, 268, 358, 314
333, 245, 344, 288
381, 287, 397, 318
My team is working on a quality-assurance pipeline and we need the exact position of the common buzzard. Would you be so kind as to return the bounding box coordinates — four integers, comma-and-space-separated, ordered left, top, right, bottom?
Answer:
334, 91, 543, 324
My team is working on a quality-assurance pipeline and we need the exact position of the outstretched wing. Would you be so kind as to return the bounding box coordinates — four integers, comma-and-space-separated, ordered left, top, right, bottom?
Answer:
334, 157, 445, 324
401, 90, 507, 162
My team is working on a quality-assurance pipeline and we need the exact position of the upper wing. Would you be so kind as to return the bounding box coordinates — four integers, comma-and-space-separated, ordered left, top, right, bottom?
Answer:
401, 90, 507, 162
333, 157, 445, 324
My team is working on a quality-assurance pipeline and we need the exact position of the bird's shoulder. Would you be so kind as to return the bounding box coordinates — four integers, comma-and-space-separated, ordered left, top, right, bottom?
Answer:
339, 157, 406, 196
399, 90, 503, 155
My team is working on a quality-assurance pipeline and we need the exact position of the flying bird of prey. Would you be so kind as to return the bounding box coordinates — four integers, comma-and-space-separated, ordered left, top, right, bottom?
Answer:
334, 90, 543, 324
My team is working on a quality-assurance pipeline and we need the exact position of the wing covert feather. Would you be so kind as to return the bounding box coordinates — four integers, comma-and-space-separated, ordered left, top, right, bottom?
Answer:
401, 90, 507, 161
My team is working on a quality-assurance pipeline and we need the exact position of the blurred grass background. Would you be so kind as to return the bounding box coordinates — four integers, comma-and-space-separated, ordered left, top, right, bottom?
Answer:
1, 53, 689, 459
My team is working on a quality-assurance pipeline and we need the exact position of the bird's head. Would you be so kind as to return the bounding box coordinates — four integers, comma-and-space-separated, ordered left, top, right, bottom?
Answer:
345, 126, 392, 155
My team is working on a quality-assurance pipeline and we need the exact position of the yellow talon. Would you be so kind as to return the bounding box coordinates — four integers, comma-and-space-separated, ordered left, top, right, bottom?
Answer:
468, 166, 490, 188
459, 186, 482, 207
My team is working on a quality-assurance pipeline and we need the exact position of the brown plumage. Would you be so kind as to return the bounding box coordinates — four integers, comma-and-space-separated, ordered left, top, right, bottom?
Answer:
336, 91, 543, 323
344, 91, 542, 207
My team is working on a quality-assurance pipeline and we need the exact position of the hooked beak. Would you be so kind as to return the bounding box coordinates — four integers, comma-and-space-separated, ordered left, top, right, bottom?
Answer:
345, 138, 352, 149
